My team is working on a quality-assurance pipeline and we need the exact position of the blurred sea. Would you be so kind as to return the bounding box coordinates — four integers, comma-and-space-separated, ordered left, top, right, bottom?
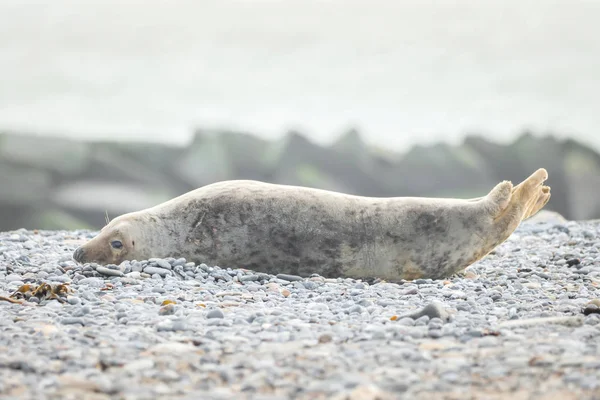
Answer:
0, 0, 598, 151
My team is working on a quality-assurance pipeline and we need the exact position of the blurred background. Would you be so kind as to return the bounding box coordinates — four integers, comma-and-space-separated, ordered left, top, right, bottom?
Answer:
1, 0, 599, 231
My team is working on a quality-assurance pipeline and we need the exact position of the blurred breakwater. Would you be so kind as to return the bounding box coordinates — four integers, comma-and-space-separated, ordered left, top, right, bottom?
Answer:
0, 129, 599, 231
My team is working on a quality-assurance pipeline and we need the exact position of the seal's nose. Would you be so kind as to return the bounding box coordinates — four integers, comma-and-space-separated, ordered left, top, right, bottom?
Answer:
73, 247, 85, 263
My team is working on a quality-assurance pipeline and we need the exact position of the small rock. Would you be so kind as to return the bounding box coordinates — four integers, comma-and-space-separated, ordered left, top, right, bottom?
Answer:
349, 384, 387, 400
574, 267, 591, 275
428, 329, 443, 338
348, 305, 364, 314
78, 277, 105, 288
131, 262, 144, 272
302, 281, 318, 290
265, 283, 280, 293
126, 271, 142, 279
123, 358, 155, 372
66, 296, 81, 305
566, 258, 581, 267
61, 317, 85, 325
465, 271, 479, 279
143, 267, 170, 277
396, 317, 415, 326
583, 304, 600, 316
404, 302, 450, 322
155, 259, 172, 270
173, 258, 187, 267
318, 333, 333, 343
240, 274, 259, 282
159, 304, 176, 316
206, 309, 225, 319
276, 273, 303, 282
588, 299, 600, 307
523, 282, 541, 289
428, 318, 444, 330
96, 266, 124, 277
5, 274, 22, 282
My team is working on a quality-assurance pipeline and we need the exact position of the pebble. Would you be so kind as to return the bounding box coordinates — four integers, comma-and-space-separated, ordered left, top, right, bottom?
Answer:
318, 333, 333, 343
567, 258, 581, 267
404, 302, 450, 321
96, 266, 124, 277
206, 309, 225, 319
5, 274, 23, 282
143, 266, 171, 277
66, 296, 81, 305
131, 262, 144, 272
583, 304, 600, 316
77, 277, 105, 287
61, 317, 85, 325
173, 258, 187, 267
240, 274, 260, 282
396, 317, 416, 326
154, 259, 172, 270
276, 273, 304, 282
158, 304, 177, 316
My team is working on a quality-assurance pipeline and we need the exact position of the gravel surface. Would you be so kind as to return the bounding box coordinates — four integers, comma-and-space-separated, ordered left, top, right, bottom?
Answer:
1, 219, 600, 399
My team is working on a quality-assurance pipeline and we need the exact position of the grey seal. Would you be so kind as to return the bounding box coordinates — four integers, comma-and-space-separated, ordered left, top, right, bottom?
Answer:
73, 168, 550, 280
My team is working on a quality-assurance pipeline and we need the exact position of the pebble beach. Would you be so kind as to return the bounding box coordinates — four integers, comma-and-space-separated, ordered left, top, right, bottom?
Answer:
1, 218, 600, 399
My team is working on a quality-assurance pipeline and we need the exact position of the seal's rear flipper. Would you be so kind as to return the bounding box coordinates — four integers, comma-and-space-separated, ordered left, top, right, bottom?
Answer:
493, 168, 550, 233
524, 185, 551, 220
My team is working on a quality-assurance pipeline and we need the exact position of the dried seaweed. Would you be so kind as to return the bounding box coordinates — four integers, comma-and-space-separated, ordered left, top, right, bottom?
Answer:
0, 283, 73, 304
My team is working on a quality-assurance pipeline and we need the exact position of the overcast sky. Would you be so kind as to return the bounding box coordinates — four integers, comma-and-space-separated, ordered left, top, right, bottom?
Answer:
0, 0, 598, 151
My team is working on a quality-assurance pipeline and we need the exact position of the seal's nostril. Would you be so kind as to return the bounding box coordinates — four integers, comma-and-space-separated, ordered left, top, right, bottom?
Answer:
73, 247, 85, 262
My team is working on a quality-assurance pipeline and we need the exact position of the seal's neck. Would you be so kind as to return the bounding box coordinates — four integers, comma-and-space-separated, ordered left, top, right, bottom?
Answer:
130, 211, 181, 260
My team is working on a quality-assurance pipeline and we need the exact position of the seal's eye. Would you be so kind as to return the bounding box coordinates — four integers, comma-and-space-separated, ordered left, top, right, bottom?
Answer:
111, 240, 123, 250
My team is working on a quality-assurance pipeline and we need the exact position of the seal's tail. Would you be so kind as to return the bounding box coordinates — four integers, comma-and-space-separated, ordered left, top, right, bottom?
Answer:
491, 168, 550, 231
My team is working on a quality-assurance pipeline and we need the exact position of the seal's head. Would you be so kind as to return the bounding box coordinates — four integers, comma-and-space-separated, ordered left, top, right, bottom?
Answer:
73, 213, 153, 265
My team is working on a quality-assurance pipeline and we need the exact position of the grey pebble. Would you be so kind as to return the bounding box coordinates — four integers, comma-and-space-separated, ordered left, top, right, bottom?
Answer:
5, 274, 22, 282
206, 309, 225, 319
396, 317, 416, 326
143, 266, 171, 277
212, 272, 232, 282
404, 301, 450, 321
158, 304, 177, 316
348, 305, 365, 314
131, 262, 144, 272
428, 329, 443, 338
276, 273, 303, 282
61, 317, 85, 325
96, 266, 124, 277
66, 296, 81, 305
154, 259, 172, 270
78, 277, 105, 287
173, 258, 187, 266
302, 281, 318, 290
240, 274, 260, 282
